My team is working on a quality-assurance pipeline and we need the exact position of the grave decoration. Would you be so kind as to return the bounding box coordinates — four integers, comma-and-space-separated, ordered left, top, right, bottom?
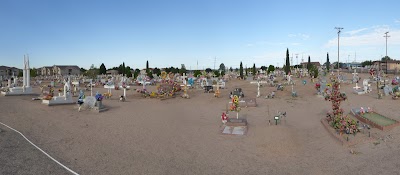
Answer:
392, 86, 400, 99
77, 90, 85, 111
230, 95, 241, 119
42, 77, 75, 106
230, 88, 244, 99
324, 77, 358, 135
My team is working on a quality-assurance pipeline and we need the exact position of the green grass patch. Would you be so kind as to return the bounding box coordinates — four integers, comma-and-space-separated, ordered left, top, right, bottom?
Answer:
361, 113, 397, 126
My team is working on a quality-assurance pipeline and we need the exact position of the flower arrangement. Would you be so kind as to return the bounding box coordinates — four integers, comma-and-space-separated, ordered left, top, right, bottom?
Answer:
230, 95, 241, 112
95, 93, 104, 101
325, 77, 357, 134
58, 88, 63, 93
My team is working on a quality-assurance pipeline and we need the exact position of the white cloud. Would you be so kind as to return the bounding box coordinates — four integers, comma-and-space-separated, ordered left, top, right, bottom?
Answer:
345, 28, 368, 35
324, 26, 400, 48
395, 19, 400, 23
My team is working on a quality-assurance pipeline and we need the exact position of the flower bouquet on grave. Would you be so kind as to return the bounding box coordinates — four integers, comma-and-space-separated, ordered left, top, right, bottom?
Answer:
95, 93, 104, 101
58, 88, 63, 93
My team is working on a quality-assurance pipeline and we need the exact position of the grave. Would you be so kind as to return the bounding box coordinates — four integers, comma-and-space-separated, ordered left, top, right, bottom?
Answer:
1, 55, 35, 96
351, 107, 400, 131
42, 77, 75, 106
353, 79, 371, 95
222, 118, 248, 135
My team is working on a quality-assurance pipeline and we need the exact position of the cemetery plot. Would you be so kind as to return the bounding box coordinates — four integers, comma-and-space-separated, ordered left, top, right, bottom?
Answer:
221, 118, 247, 135
351, 108, 400, 131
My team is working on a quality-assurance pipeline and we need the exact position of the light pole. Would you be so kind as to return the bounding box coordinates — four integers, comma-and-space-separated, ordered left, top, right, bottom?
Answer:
335, 27, 343, 71
384, 32, 390, 74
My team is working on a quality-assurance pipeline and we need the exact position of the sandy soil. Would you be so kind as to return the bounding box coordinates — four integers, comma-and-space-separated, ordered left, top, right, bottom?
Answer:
1, 72, 400, 175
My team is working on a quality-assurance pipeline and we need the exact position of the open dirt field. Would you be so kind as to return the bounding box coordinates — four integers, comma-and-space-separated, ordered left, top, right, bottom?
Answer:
1, 72, 400, 175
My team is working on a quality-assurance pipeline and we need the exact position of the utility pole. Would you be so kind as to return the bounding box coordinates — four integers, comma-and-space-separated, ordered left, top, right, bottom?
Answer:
335, 27, 343, 71
384, 32, 390, 74
295, 54, 299, 66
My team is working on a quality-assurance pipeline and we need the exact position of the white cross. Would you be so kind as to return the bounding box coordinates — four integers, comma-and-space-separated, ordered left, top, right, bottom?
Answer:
250, 80, 269, 97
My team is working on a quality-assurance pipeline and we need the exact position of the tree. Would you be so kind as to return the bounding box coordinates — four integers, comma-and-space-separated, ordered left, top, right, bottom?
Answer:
307, 56, 312, 72
252, 63, 256, 75
30, 68, 37, 77
179, 65, 187, 75
381, 56, 392, 61
122, 62, 126, 75
260, 66, 267, 71
285, 48, 290, 74
134, 69, 140, 79
267, 65, 275, 74
219, 63, 226, 71
146, 60, 149, 72
126, 66, 132, 77
235, 68, 239, 72
239, 62, 243, 79
229, 67, 233, 72
153, 67, 161, 76
326, 53, 330, 71
245, 67, 248, 76
194, 70, 201, 77
80, 68, 87, 73
361, 60, 373, 67
205, 68, 212, 73
18, 71, 23, 77
213, 70, 220, 77
99, 63, 106, 75
221, 71, 225, 77
310, 65, 319, 78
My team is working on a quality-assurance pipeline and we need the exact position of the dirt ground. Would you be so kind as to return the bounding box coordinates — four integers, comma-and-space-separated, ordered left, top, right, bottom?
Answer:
1, 72, 400, 175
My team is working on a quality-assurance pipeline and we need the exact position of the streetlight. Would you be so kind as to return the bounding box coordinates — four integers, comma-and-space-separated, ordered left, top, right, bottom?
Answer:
335, 27, 343, 71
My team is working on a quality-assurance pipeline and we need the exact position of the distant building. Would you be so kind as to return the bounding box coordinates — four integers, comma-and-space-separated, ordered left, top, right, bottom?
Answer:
373, 60, 400, 72
343, 62, 362, 69
0, 66, 21, 79
39, 65, 80, 76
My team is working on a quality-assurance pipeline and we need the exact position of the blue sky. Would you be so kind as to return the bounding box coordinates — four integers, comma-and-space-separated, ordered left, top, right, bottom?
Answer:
1, 0, 399, 70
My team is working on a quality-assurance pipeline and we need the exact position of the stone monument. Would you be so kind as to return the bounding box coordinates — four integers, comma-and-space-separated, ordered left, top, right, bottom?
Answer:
1, 55, 35, 96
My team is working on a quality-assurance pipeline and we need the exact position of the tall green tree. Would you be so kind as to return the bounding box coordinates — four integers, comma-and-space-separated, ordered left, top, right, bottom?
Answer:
146, 60, 149, 72
285, 48, 290, 74
122, 62, 126, 75
252, 63, 256, 75
239, 62, 243, 79
99, 63, 107, 74
326, 53, 330, 71
307, 56, 311, 72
